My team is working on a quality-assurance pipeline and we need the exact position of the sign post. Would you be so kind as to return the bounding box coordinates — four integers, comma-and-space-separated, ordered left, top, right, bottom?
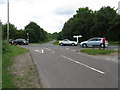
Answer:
73, 35, 82, 43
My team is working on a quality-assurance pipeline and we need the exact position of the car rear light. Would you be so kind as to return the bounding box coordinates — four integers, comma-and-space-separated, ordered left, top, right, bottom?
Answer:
105, 40, 108, 43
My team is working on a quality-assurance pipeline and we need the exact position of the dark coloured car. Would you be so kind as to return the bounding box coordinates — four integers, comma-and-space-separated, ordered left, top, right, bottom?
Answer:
14, 39, 29, 45
9, 39, 14, 45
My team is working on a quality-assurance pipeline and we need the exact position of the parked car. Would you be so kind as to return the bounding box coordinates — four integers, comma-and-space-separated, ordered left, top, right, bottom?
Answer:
14, 39, 29, 45
59, 39, 78, 46
80, 37, 108, 48
9, 39, 14, 45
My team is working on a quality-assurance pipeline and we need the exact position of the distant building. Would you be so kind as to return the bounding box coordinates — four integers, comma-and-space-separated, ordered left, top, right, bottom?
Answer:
118, 1, 120, 14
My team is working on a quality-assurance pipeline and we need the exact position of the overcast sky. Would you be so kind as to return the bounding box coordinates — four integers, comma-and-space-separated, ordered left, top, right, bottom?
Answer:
0, 0, 119, 33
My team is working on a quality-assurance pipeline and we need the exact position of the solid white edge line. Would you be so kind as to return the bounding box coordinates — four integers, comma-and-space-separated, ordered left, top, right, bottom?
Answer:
61, 55, 105, 75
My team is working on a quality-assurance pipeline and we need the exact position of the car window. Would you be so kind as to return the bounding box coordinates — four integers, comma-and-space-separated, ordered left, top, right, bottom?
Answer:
64, 39, 69, 41
88, 39, 96, 41
96, 39, 101, 41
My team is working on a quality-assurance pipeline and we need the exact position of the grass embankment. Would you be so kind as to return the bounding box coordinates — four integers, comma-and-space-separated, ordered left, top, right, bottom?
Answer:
80, 49, 118, 55
2, 41, 29, 88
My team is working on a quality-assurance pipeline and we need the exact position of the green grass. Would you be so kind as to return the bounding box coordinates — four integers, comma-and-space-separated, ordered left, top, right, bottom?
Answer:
80, 49, 118, 55
2, 41, 29, 88
53, 40, 59, 45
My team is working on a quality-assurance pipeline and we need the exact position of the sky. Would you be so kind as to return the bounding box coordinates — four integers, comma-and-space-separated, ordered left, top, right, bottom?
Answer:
0, 0, 119, 33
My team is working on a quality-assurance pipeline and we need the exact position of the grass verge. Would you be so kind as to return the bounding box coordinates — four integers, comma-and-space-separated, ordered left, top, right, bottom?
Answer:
80, 49, 118, 55
53, 40, 59, 45
2, 41, 29, 88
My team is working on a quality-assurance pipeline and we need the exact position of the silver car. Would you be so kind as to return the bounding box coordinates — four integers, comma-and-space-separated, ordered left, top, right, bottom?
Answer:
80, 37, 108, 48
59, 39, 78, 46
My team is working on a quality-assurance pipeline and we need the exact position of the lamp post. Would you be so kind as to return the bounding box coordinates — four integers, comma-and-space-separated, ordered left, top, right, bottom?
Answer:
7, 0, 9, 42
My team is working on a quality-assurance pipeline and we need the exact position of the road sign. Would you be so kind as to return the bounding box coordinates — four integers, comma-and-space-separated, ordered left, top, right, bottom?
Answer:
73, 35, 82, 43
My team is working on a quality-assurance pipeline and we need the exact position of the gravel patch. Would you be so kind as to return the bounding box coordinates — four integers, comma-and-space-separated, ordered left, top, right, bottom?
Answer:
9, 52, 41, 88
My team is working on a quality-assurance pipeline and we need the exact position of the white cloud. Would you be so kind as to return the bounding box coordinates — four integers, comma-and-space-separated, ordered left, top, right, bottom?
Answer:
0, 0, 119, 33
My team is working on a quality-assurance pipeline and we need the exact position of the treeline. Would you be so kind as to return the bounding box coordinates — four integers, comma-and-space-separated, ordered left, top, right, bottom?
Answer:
2, 22, 53, 43
57, 6, 120, 42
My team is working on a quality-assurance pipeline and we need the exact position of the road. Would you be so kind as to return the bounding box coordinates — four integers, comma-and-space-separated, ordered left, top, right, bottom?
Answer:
22, 41, 118, 88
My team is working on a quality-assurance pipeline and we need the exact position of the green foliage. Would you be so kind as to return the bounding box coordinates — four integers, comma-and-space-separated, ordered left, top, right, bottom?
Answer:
80, 49, 117, 55
2, 21, 49, 43
51, 32, 59, 39
2, 40, 10, 54
25, 22, 48, 43
58, 6, 119, 42
2, 41, 29, 88
109, 41, 119, 46
2, 23, 17, 40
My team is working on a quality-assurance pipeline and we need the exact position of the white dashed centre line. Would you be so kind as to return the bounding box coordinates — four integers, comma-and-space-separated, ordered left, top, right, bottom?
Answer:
61, 55, 105, 75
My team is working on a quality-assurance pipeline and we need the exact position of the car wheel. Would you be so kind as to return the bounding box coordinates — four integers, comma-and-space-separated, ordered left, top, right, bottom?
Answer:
71, 43, 75, 46
60, 43, 64, 46
100, 43, 104, 48
82, 43, 87, 48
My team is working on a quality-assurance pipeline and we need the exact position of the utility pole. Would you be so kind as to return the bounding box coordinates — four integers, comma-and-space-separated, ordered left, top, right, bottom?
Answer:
7, 0, 9, 42
0, 20, 2, 42
118, 1, 120, 14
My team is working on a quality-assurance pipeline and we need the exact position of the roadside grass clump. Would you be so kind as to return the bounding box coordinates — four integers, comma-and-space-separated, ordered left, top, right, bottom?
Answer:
80, 49, 118, 55
53, 40, 60, 45
2, 41, 29, 88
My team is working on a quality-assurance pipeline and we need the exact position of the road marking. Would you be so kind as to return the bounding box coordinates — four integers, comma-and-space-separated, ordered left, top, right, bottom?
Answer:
35, 49, 44, 53
61, 55, 105, 75
66, 48, 69, 50
106, 58, 110, 60
106, 58, 118, 62
45, 48, 55, 53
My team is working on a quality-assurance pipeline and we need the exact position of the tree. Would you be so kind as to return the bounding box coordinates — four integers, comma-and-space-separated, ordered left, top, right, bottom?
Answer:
59, 6, 118, 41
2, 23, 17, 40
25, 21, 48, 43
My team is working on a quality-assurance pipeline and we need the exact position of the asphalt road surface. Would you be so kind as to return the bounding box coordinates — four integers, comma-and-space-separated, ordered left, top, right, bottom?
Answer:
22, 41, 118, 88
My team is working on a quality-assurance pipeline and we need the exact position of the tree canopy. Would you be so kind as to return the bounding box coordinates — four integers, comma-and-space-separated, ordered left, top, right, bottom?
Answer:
58, 6, 119, 42
2, 22, 48, 43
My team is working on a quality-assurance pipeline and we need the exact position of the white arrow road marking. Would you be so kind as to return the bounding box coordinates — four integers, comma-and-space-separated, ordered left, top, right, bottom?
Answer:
61, 55, 105, 75
35, 49, 44, 53
45, 48, 55, 53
